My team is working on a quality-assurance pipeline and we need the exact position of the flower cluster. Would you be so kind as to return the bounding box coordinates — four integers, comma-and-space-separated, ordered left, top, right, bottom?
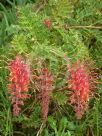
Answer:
39, 68, 53, 121
43, 18, 52, 28
8, 56, 30, 116
68, 61, 90, 119
8, 55, 96, 120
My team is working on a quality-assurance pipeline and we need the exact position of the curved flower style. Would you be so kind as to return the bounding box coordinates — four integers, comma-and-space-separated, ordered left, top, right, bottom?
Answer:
39, 68, 53, 121
8, 56, 30, 116
68, 61, 91, 119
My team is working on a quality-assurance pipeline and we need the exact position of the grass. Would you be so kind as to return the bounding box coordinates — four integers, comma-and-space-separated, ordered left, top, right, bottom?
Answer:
0, 0, 102, 136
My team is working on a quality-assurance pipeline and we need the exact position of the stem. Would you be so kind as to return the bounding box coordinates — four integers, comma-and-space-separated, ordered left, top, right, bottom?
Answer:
36, 122, 45, 136
65, 25, 102, 29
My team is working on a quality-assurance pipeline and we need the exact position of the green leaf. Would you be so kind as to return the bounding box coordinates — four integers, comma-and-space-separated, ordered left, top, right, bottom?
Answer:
48, 116, 57, 130
53, 91, 68, 105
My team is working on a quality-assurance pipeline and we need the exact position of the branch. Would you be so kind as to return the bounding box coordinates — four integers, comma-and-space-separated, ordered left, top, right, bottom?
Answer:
56, 85, 71, 92
36, 122, 45, 136
36, 0, 47, 14
64, 25, 102, 29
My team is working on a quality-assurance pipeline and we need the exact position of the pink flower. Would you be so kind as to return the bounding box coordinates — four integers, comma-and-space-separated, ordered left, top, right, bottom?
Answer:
68, 61, 90, 119
8, 56, 30, 116
43, 18, 52, 28
39, 68, 53, 121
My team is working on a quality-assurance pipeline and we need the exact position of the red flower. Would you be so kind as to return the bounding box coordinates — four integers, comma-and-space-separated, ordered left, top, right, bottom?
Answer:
68, 61, 90, 119
8, 56, 30, 116
39, 68, 53, 121
43, 18, 52, 28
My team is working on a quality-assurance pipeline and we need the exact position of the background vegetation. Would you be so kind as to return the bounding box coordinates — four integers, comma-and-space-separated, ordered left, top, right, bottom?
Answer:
0, 0, 102, 136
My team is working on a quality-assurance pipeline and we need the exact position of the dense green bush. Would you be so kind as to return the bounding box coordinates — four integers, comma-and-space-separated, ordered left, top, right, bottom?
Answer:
0, 0, 102, 136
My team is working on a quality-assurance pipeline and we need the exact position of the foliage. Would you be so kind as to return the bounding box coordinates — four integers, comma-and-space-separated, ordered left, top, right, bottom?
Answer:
0, 0, 102, 136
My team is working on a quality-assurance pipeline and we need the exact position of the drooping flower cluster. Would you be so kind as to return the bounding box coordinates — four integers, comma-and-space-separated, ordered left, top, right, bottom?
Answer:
43, 18, 52, 28
68, 61, 90, 119
8, 56, 30, 116
39, 68, 53, 121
